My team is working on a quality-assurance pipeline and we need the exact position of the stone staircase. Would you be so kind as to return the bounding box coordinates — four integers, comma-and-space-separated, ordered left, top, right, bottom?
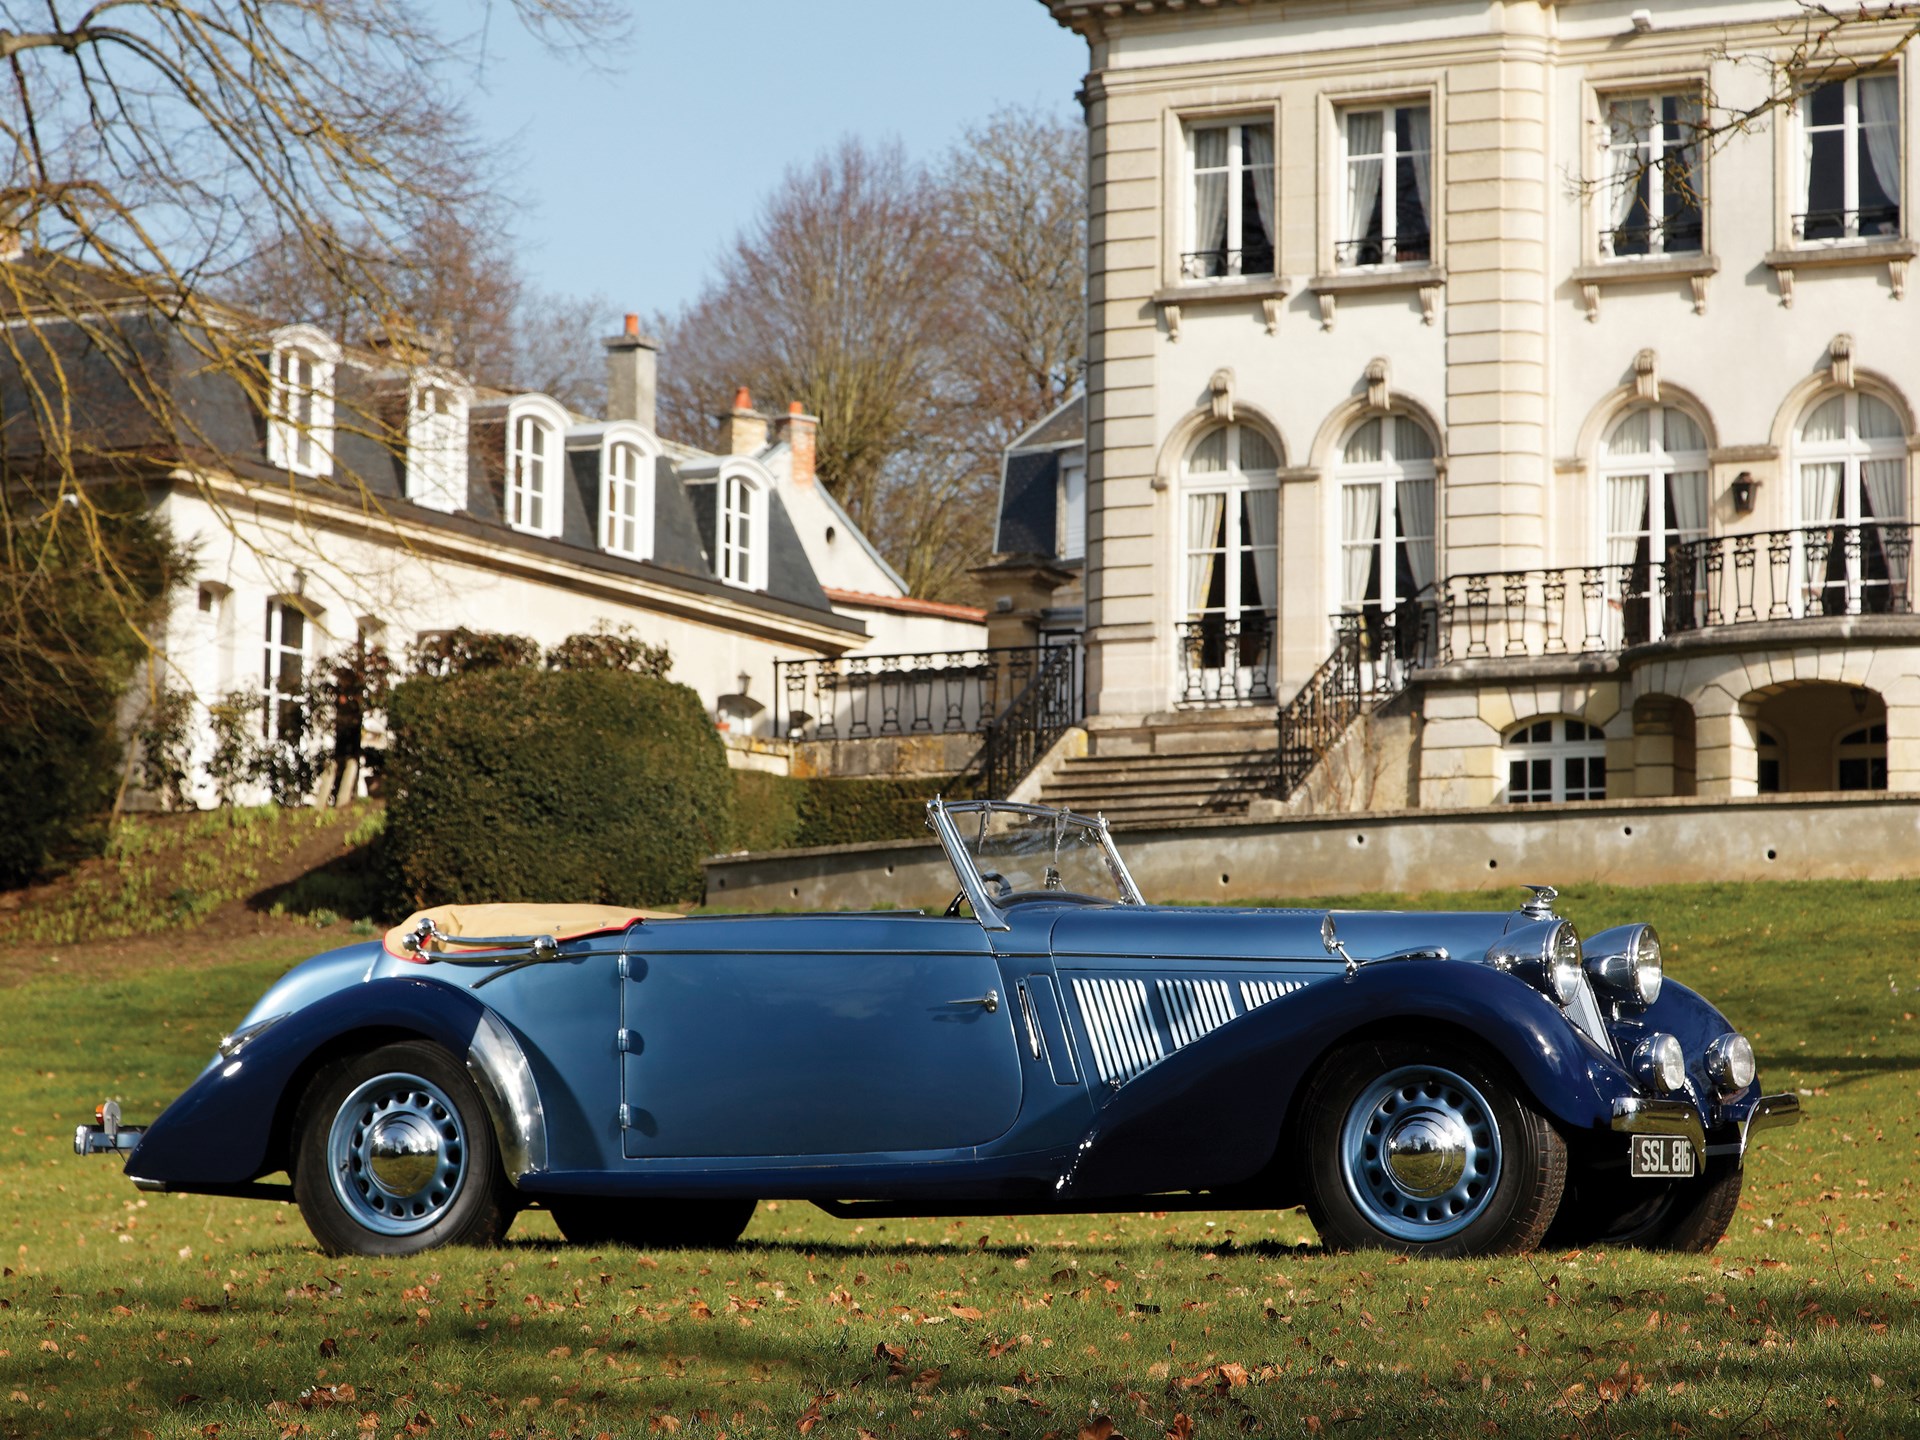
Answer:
1036, 712, 1277, 829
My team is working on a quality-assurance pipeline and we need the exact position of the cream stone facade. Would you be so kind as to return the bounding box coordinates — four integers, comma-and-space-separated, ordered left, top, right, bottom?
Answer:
1043, 0, 1920, 813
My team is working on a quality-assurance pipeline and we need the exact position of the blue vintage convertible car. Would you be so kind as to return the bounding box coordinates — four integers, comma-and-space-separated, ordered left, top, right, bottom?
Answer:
78, 799, 1797, 1258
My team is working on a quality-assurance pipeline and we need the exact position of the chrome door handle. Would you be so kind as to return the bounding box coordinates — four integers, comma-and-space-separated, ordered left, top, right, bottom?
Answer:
949, 989, 999, 1012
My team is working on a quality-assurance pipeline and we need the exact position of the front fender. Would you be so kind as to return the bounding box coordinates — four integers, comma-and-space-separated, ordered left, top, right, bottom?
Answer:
124, 976, 547, 1191
1059, 960, 1621, 1198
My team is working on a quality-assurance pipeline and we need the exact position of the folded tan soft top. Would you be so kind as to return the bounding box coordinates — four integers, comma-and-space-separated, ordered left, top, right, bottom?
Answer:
384, 902, 678, 960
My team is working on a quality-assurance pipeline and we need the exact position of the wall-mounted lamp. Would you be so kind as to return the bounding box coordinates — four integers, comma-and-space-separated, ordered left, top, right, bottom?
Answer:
1730, 471, 1760, 516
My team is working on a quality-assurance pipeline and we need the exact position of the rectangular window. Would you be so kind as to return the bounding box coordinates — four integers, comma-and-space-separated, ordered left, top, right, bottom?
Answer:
262, 600, 308, 742
720, 474, 756, 586
1184, 120, 1276, 280
602, 442, 648, 558
508, 415, 552, 534
1797, 72, 1902, 241
1600, 91, 1704, 257
268, 346, 332, 476
1338, 103, 1432, 268
1059, 453, 1086, 561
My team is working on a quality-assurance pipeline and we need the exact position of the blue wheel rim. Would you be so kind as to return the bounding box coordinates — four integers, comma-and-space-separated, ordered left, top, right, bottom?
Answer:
326, 1072, 467, 1237
1338, 1064, 1502, 1243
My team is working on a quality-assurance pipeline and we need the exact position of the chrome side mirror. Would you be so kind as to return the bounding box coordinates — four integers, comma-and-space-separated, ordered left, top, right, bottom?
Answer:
1321, 913, 1357, 978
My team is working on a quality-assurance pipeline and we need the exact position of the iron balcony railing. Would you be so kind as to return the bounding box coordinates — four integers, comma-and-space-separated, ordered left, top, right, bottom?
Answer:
1333, 231, 1432, 268
775, 645, 1080, 741
1430, 522, 1914, 664
1598, 215, 1704, 258
1180, 246, 1277, 281
1178, 611, 1277, 706
1792, 204, 1902, 242
973, 644, 1082, 799
1277, 600, 1436, 798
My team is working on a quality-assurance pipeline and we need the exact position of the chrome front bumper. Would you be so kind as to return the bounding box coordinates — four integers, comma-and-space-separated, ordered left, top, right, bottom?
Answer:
1609, 1090, 1801, 1162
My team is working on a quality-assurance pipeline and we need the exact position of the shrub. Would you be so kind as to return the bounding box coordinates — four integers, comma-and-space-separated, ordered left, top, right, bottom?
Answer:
135, 686, 195, 811
546, 622, 671, 677
405, 627, 540, 678
728, 772, 949, 852
383, 668, 733, 909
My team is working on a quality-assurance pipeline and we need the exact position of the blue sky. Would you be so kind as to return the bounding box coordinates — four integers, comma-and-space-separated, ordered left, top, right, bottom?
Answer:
464, 0, 1088, 320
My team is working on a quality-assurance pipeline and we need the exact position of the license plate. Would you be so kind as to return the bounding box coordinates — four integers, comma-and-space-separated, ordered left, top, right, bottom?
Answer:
1628, 1134, 1697, 1179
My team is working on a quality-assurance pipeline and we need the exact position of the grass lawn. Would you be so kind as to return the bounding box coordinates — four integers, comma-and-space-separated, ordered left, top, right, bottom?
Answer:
3, 878, 1918, 1439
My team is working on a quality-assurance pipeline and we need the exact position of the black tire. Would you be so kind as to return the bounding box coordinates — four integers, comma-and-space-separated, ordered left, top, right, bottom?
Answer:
548, 1196, 756, 1250
291, 1040, 512, 1257
1548, 1158, 1742, 1253
1300, 1038, 1567, 1258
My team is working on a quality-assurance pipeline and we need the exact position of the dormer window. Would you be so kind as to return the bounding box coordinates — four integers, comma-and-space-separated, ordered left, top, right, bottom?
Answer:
265, 325, 338, 477
711, 465, 769, 590
602, 438, 654, 559
505, 395, 567, 538
406, 372, 469, 513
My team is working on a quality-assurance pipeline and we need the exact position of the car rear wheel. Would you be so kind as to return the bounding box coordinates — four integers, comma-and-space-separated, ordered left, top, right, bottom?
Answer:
292, 1040, 511, 1257
1548, 1159, 1742, 1252
1301, 1039, 1566, 1258
548, 1196, 757, 1250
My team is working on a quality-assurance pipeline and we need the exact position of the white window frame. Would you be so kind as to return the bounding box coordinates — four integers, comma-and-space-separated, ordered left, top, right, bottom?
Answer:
265, 325, 338, 477
405, 370, 469, 513
1058, 450, 1087, 562
1836, 721, 1889, 790
1597, 89, 1706, 259
1336, 101, 1433, 270
1793, 388, 1909, 614
599, 425, 657, 561
1794, 70, 1904, 244
505, 395, 568, 539
1334, 413, 1438, 617
1599, 406, 1711, 568
1502, 717, 1608, 804
716, 462, 769, 591
262, 597, 311, 742
1183, 117, 1277, 281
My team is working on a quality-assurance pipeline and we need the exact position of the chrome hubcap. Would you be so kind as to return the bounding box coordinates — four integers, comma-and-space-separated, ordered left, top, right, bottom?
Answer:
327, 1072, 466, 1236
1340, 1064, 1502, 1242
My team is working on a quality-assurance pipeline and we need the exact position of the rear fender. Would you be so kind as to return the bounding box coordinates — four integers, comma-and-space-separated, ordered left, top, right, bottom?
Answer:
124, 977, 546, 1189
1058, 960, 1615, 1198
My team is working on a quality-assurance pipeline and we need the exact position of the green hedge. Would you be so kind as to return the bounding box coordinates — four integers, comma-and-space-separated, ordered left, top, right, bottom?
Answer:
729, 772, 951, 852
382, 668, 733, 909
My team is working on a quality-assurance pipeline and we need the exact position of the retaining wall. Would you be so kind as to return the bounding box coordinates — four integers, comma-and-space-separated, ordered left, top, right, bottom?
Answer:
703, 792, 1920, 909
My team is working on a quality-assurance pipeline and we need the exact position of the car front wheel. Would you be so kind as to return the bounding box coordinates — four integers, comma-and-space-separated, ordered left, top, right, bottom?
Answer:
292, 1040, 512, 1257
1301, 1039, 1566, 1258
1548, 1158, 1742, 1253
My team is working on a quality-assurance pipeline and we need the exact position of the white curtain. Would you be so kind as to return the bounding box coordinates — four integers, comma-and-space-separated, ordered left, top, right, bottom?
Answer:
1193, 128, 1229, 260
1801, 95, 1819, 217
1668, 470, 1709, 538
1341, 483, 1382, 606
1343, 417, 1382, 465
1404, 106, 1432, 231
1346, 111, 1383, 246
1860, 75, 1902, 208
1186, 492, 1226, 615
1608, 99, 1649, 239
1864, 457, 1909, 587
1396, 476, 1437, 593
1607, 474, 1649, 567
1800, 460, 1843, 525
1242, 487, 1279, 615
1802, 395, 1846, 445
1245, 123, 1276, 249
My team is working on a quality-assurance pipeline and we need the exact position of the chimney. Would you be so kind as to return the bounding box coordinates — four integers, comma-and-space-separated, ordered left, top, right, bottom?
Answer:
603, 312, 661, 430
716, 385, 768, 455
771, 400, 819, 487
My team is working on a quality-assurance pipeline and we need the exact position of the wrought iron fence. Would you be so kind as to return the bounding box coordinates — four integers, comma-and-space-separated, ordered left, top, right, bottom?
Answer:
973, 644, 1082, 799
1177, 612, 1277, 706
1598, 216, 1703, 258
775, 645, 1071, 741
1431, 522, 1914, 663
1180, 246, 1276, 281
1793, 204, 1902, 242
1333, 231, 1432, 268
1276, 600, 1436, 798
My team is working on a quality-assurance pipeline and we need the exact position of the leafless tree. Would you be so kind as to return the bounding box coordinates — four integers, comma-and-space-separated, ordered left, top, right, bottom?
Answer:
656, 110, 1086, 598
0, 0, 624, 712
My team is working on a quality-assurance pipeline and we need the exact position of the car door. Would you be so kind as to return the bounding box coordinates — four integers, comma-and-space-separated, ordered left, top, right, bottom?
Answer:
619, 914, 1025, 1160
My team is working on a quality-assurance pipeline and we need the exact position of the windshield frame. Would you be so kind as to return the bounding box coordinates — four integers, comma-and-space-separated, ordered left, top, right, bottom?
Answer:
927, 799, 1146, 931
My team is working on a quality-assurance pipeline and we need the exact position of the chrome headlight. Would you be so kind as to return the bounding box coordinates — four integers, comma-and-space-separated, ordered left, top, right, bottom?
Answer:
1489, 918, 1584, 1005
1705, 1032, 1756, 1096
1582, 923, 1663, 1008
1632, 1033, 1687, 1093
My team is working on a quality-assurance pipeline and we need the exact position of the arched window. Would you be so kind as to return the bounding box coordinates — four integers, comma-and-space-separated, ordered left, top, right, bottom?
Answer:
506, 404, 561, 537
1337, 413, 1437, 617
1836, 722, 1888, 790
719, 469, 763, 589
1796, 390, 1908, 613
1601, 406, 1709, 644
1503, 717, 1607, 804
266, 329, 337, 477
1180, 422, 1280, 702
601, 439, 654, 560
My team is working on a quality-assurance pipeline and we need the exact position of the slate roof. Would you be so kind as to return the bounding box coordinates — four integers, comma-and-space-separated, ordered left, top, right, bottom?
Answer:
995, 393, 1085, 559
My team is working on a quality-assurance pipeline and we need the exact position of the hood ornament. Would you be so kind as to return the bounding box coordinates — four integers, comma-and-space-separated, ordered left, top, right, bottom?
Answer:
1519, 885, 1560, 921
